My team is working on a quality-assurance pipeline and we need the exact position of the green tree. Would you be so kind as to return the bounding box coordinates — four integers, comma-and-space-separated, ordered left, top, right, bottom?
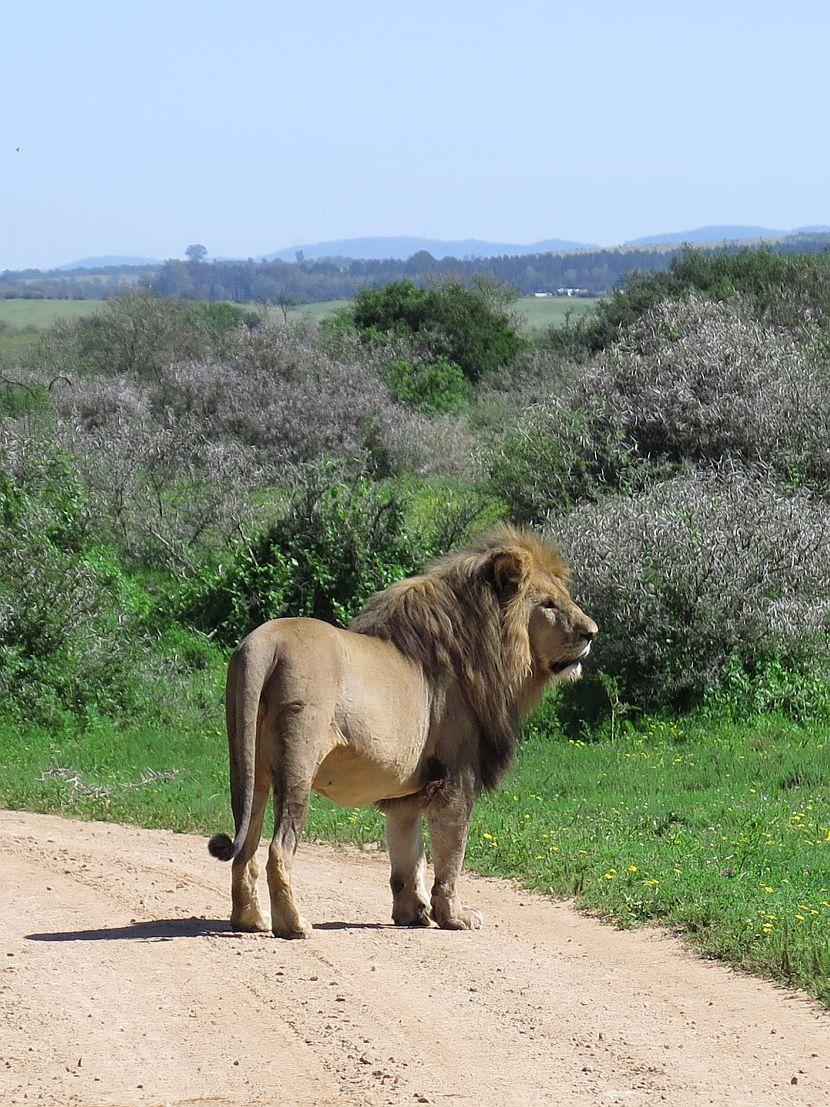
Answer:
346, 279, 527, 381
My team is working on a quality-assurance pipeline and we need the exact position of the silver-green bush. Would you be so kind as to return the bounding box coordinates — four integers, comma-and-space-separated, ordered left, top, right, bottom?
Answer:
576, 296, 830, 485
492, 296, 830, 523
554, 469, 830, 710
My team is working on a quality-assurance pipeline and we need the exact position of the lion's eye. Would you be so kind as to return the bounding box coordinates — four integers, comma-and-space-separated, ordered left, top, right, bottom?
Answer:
541, 600, 557, 610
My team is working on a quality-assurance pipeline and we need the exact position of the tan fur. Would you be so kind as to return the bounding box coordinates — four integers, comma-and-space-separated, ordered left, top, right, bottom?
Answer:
209, 527, 597, 938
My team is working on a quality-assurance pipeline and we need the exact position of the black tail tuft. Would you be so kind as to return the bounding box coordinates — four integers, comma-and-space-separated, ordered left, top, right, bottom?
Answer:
208, 833, 235, 861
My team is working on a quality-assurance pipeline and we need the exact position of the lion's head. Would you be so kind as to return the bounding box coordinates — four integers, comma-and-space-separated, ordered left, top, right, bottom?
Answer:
351, 526, 597, 789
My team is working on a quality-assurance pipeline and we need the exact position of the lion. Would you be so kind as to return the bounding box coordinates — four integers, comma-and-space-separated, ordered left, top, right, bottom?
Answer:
208, 526, 597, 938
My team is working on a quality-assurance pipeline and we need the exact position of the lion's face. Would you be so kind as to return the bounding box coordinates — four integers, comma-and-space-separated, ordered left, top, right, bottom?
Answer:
526, 574, 597, 683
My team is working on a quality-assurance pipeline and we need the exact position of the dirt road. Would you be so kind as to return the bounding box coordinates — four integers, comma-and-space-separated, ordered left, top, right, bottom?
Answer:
2, 810, 829, 1107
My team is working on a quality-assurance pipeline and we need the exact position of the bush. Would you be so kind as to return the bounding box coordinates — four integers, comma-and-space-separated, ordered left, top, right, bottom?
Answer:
384, 357, 470, 413
492, 296, 830, 523
574, 296, 830, 489
547, 247, 830, 355
49, 315, 458, 481
345, 279, 527, 381
0, 377, 49, 419
181, 463, 490, 646
554, 470, 830, 712
0, 309, 481, 578
488, 402, 638, 523
39, 290, 219, 380
0, 442, 146, 720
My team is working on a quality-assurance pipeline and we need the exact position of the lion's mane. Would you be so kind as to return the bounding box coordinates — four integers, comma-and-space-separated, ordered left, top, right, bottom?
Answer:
350, 527, 569, 789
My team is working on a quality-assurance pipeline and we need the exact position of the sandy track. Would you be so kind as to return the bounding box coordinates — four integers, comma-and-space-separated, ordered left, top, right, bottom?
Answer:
1, 811, 829, 1106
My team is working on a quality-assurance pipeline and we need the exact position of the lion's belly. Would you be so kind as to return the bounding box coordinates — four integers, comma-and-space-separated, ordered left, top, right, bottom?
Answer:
309, 631, 431, 807
312, 745, 422, 807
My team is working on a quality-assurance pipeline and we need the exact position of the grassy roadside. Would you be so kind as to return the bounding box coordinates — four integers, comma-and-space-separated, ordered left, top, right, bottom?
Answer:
2, 692, 829, 1003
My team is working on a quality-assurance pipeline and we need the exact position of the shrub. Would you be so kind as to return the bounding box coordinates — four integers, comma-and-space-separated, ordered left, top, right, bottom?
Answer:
0, 441, 146, 721
384, 357, 470, 413
182, 467, 427, 644
492, 296, 830, 523
345, 279, 527, 381
554, 470, 830, 712
706, 654, 830, 723
154, 334, 435, 479
547, 247, 830, 355
0, 377, 49, 419
574, 296, 830, 489
47, 315, 472, 509
181, 463, 490, 646
38, 290, 218, 380
488, 402, 638, 523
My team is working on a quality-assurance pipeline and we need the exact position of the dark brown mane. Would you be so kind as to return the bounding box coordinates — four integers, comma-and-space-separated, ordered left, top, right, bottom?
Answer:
350, 527, 569, 789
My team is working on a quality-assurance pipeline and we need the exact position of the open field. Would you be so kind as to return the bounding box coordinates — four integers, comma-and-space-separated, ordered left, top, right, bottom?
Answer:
515, 294, 597, 330
292, 298, 350, 323
0, 299, 108, 356
4, 702, 830, 1004
288, 295, 598, 331
0, 294, 597, 340
0, 298, 107, 328
4, 807, 829, 1107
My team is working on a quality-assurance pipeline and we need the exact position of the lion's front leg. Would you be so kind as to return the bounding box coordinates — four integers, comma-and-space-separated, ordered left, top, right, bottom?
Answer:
385, 797, 432, 927
426, 769, 483, 931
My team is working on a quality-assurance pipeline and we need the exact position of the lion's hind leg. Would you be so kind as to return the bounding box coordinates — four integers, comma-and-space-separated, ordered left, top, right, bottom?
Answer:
384, 796, 433, 927
266, 798, 313, 940
230, 777, 270, 933
265, 712, 320, 940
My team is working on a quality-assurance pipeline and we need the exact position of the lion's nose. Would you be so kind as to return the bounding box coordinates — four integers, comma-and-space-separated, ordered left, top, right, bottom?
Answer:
580, 619, 598, 641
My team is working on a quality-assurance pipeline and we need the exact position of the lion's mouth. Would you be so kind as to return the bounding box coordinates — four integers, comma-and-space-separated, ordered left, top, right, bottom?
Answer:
549, 659, 578, 675
549, 643, 592, 676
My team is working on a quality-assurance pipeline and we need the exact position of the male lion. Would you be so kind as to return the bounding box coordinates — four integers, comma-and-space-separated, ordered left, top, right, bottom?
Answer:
209, 527, 597, 938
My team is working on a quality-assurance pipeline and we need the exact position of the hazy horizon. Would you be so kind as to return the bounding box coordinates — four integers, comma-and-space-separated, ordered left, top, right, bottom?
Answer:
3, 0, 829, 270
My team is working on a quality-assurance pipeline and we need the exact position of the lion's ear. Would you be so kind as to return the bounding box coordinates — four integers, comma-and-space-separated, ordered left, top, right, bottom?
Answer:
490, 547, 532, 600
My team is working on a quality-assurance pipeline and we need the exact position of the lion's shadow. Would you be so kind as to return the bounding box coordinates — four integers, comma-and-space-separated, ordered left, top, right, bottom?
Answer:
26, 917, 237, 942
26, 917, 393, 942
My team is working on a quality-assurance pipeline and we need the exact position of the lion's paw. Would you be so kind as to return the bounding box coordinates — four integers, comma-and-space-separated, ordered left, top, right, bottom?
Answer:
230, 911, 270, 934
436, 905, 484, 931
273, 916, 313, 940
393, 904, 434, 928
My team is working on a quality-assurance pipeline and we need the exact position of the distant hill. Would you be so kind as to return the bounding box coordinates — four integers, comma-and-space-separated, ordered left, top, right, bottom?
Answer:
57, 255, 161, 270
265, 235, 595, 262
791, 225, 830, 235
625, 225, 830, 247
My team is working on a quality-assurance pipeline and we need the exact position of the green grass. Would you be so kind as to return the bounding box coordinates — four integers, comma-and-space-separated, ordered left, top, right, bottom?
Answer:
272, 296, 598, 332
2, 693, 829, 1002
0, 328, 39, 357
0, 299, 107, 328
0, 299, 107, 357
0, 295, 595, 338
291, 299, 350, 324
514, 295, 597, 332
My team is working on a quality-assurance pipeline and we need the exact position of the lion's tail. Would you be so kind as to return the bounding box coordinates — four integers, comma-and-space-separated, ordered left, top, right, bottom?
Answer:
208, 636, 274, 863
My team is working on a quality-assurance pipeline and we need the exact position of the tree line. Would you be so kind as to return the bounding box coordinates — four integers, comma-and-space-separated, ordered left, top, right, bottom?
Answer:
2, 232, 828, 303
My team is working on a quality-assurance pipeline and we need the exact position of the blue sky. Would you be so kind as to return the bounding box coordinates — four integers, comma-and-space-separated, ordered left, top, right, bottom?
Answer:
2, 0, 828, 269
